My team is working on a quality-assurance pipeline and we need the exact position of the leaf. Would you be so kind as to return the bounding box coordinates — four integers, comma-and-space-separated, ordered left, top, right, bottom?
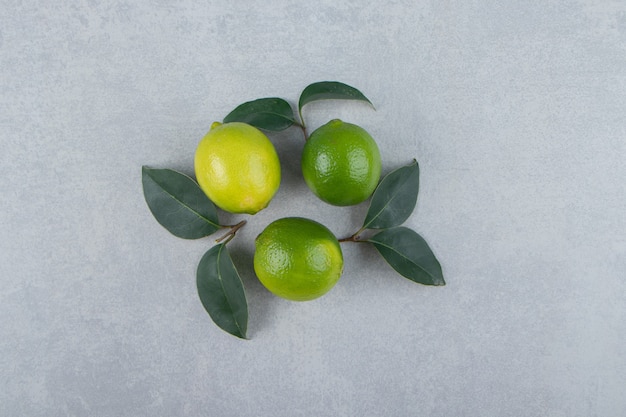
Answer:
298, 81, 374, 117
223, 97, 297, 131
367, 227, 445, 286
196, 243, 248, 339
142, 166, 220, 239
363, 160, 420, 230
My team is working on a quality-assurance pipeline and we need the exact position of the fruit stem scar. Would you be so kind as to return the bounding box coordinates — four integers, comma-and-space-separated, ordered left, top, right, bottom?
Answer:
215, 220, 247, 244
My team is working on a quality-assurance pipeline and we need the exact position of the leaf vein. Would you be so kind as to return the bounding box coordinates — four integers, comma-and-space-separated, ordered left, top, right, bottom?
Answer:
150, 176, 219, 228
215, 245, 244, 337
370, 240, 437, 282
364, 175, 410, 229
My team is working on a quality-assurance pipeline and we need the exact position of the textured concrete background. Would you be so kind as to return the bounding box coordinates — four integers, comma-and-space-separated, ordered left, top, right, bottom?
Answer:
1, 1, 625, 416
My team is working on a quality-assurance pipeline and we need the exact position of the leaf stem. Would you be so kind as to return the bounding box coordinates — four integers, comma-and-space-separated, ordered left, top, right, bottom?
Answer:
338, 226, 367, 243
297, 107, 308, 140
297, 123, 308, 140
215, 220, 247, 244
298, 107, 306, 130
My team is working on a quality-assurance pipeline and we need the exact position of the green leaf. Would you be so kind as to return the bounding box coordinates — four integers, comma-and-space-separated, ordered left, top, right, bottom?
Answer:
142, 166, 220, 239
196, 243, 248, 339
363, 160, 420, 230
223, 97, 297, 131
367, 227, 445, 286
298, 81, 374, 117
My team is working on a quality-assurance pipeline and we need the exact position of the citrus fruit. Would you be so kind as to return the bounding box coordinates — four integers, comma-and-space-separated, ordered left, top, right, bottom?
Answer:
254, 217, 343, 301
194, 122, 280, 214
301, 119, 382, 206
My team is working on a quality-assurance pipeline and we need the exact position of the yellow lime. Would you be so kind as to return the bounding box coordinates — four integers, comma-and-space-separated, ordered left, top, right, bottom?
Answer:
254, 217, 343, 301
301, 119, 381, 206
194, 122, 280, 214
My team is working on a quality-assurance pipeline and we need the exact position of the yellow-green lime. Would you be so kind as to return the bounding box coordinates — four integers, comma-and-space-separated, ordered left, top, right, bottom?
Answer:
254, 217, 343, 301
302, 119, 381, 206
194, 122, 280, 214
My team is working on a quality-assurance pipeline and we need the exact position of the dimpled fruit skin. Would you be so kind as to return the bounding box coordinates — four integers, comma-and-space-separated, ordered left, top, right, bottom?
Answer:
302, 119, 382, 206
254, 217, 343, 301
194, 122, 281, 214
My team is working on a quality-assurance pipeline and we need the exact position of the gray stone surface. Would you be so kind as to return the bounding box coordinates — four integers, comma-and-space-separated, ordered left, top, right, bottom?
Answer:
1, 1, 625, 416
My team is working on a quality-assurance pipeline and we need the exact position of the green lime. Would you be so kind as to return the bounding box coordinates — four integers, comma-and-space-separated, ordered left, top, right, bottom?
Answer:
194, 122, 281, 214
301, 119, 382, 206
254, 217, 343, 301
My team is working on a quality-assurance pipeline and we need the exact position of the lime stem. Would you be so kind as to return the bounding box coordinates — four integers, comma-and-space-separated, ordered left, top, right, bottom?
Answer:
216, 220, 247, 244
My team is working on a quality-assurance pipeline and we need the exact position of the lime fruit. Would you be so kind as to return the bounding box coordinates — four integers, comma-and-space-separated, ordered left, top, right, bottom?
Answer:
301, 119, 382, 206
194, 122, 280, 214
254, 217, 343, 301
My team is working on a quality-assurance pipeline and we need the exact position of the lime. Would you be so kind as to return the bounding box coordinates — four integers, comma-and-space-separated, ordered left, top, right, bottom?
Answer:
254, 217, 343, 301
301, 119, 382, 206
194, 122, 280, 214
